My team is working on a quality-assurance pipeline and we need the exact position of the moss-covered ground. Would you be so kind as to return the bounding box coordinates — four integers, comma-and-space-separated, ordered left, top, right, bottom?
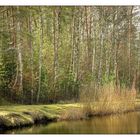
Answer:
0, 104, 81, 130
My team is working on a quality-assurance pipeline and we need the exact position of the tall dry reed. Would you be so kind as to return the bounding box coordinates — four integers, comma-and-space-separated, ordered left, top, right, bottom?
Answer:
61, 83, 136, 120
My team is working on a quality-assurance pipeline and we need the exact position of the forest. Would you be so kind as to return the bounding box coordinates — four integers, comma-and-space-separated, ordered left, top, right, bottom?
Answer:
1, 6, 140, 134
0, 6, 140, 105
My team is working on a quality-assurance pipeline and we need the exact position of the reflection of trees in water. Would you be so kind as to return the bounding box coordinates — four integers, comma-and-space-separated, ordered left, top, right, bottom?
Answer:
5, 112, 140, 134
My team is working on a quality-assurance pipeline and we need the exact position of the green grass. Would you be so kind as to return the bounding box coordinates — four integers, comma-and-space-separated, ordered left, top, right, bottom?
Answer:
0, 103, 81, 130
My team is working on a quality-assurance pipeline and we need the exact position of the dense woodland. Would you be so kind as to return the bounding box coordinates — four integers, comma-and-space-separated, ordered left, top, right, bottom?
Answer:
0, 6, 140, 104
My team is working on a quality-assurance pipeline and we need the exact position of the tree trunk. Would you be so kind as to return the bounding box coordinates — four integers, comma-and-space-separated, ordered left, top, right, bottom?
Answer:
16, 6, 23, 103
53, 7, 60, 102
36, 8, 43, 103
97, 9, 104, 86
128, 6, 133, 87
28, 8, 34, 104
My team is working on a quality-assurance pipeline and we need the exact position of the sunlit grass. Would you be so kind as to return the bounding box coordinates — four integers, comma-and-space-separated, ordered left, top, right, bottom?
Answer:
61, 84, 137, 120
0, 103, 81, 129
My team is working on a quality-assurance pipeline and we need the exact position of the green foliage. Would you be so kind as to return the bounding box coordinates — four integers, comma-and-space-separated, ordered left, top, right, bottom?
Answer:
102, 74, 115, 85
0, 6, 139, 104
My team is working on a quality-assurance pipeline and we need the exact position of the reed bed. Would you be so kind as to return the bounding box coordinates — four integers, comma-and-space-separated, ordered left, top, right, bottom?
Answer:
61, 84, 136, 120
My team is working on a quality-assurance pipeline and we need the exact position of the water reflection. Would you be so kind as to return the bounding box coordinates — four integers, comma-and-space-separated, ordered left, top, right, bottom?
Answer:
3, 112, 140, 134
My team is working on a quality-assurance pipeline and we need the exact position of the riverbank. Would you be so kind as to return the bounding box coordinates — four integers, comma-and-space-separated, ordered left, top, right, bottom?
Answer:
0, 100, 140, 131
0, 104, 81, 130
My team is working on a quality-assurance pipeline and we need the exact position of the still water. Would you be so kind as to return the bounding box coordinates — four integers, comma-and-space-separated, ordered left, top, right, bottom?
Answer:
3, 111, 140, 134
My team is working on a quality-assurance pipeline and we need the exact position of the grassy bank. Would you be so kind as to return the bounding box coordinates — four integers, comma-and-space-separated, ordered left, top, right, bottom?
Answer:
0, 99, 139, 131
0, 104, 81, 130
0, 84, 139, 131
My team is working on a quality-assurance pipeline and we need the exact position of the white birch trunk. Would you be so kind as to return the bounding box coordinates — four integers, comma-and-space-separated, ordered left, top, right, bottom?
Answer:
37, 8, 43, 103
17, 7, 23, 100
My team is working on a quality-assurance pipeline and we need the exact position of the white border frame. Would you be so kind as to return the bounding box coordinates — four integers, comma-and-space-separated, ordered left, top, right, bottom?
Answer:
0, 0, 140, 5
0, 1, 140, 140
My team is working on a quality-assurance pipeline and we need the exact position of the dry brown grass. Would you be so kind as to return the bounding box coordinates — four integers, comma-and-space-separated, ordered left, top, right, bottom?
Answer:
61, 83, 136, 120
92, 85, 136, 115
59, 107, 84, 120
